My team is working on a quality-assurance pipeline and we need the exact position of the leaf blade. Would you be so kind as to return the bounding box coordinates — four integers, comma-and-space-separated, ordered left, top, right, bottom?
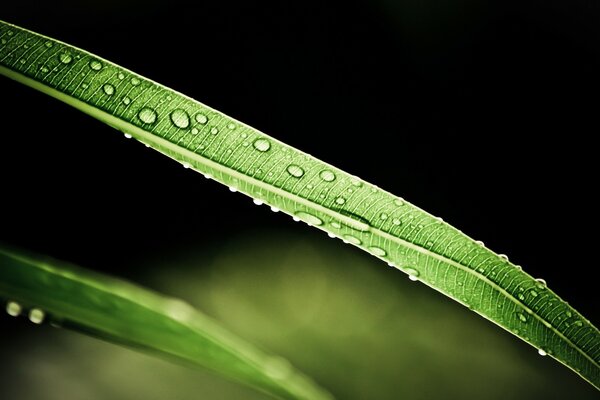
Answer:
0, 19, 598, 389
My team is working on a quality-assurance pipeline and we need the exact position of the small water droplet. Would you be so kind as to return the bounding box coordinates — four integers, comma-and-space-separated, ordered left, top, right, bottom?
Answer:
343, 234, 361, 245
335, 197, 346, 205
573, 320, 583, 327
403, 267, 420, 281
191, 128, 199, 135
331, 221, 342, 229
514, 265, 523, 270
6, 301, 21, 317
253, 199, 263, 206
99, 85, 114, 98
44, 41, 53, 48
517, 312, 528, 323
394, 199, 405, 206
227, 122, 236, 130
379, 213, 389, 220
210, 127, 219, 135
287, 164, 305, 178
327, 232, 336, 238
293, 216, 300, 222
270, 206, 280, 213
565, 310, 572, 318
229, 187, 237, 192
124, 133, 133, 139
122, 96, 131, 105
295, 211, 323, 226
538, 349, 547, 356
170, 109, 190, 129
253, 138, 271, 152
392, 218, 401, 226
40, 66, 49, 73
131, 77, 141, 86
29, 308, 45, 324
195, 113, 208, 124
59, 52, 73, 64
138, 107, 157, 124
476, 240, 485, 246
118, 72, 125, 79
319, 170, 336, 182
204, 174, 212, 179
369, 246, 387, 257
517, 293, 525, 301
499, 254, 509, 261
529, 289, 538, 297
182, 163, 190, 169
535, 278, 547, 289
351, 179, 362, 187
89, 60, 102, 71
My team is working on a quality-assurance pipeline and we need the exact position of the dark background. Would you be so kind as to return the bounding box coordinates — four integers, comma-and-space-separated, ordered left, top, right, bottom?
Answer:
1, 1, 599, 399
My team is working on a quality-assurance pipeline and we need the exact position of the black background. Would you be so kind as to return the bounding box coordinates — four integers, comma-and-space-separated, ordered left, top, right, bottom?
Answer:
0, 0, 599, 389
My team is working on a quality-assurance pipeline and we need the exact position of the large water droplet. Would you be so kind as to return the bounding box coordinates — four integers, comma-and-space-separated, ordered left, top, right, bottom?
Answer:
29, 308, 45, 324
369, 246, 387, 257
195, 113, 208, 124
253, 138, 271, 152
89, 60, 102, 71
516, 312, 528, 323
59, 53, 72, 64
102, 83, 115, 96
6, 301, 21, 317
138, 107, 157, 124
535, 278, 547, 289
319, 170, 336, 182
343, 234, 361, 245
287, 164, 305, 178
295, 211, 323, 226
170, 109, 190, 129
538, 349, 547, 356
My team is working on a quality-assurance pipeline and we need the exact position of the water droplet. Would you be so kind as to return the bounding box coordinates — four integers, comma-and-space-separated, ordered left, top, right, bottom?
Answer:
227, 122, 236, 130
394, 199, 404, 206
191, 128, 199, 135
573, 320, 583, 327
529, 289, 538, 297
253, 138, 271, 152
380, 213, 389, 220
118, 72, 125, 79
204, 174, 212, 179
210, 127, 219, 135
287, 164, 305, 178
327, 232, 335, 238
331, 221, 342, 229
89, 60, 102, 71
403, 267, 420, 281
343, 234, 361, 245
40, 66, 49, 73
131, 77, 141, 86
517, 293, 525, 301
565, 310, 572, 318
270, 206, 280, 213
253, 199, 263, 206
517, 312, 528, 323
538, 349, 547, 356
229, 187, 237, 193
44, 41, 53, 48
293, 216, 300, 222
392, 218, 401, 226
369, 246, 387, 257
170, 109, 190, 129
124, 133, 133, 139
535, 278, 547, 289
122, 96, 131, 105
319, 170, 336, 182
101, 84, 115, 96
351, 179, 362, 187
476, 240, 485, 246
514, 265, 523, 270
59, 52, 72, 64
138, 107, 157, 124
195, 113, 208, 124
295, 211, 323, 226
182, 163, 190, 169
499, 254, 509, 261
29, 308, 45, 324
6, 301, 21, 317
335, 197, 346, 205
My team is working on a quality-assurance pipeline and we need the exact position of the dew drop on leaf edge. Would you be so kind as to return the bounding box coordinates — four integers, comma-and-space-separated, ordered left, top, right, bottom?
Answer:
294, 211, 323, 226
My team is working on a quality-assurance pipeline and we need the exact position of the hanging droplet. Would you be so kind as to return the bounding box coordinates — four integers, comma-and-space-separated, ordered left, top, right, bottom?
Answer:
6, 301, 22, 317
59, 52, 72, 64
89, 60, 103, 71
102, 83, 115, 96
253, 199, 263, 206
319, 170, 336, 182
182, 163, 190, 169
138, 107, 157, 124
195, 113, 208, 124
538, 349, 547, 356
270, 206, 280, 213
403, 267, 420, 281
287, 164, 305, 178
327, 233, 336, 238
29, 308, 45, 324
170, 109, 190, 129
229, 187, 237, 192
253, 138, 271, 152
295, 211, 323, 226
343, 234, 362, 245
124, 133, 133, 139
499, 254, 509, 261
368, 246, 387, 257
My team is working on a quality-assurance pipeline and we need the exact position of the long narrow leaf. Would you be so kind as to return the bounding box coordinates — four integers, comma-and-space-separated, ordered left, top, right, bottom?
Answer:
0, 20, 598, 389
0, 245, 332, 400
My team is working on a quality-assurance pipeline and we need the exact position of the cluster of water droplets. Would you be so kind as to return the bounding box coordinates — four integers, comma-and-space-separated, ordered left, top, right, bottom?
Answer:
5, 301, 46, 325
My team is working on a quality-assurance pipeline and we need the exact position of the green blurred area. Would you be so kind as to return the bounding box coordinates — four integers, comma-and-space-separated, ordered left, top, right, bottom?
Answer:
0, 230, 596, 399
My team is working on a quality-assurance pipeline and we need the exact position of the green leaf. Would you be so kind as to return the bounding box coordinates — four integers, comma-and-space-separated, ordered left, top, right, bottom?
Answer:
0, 19, 598, 390
0, 245, 333, 400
